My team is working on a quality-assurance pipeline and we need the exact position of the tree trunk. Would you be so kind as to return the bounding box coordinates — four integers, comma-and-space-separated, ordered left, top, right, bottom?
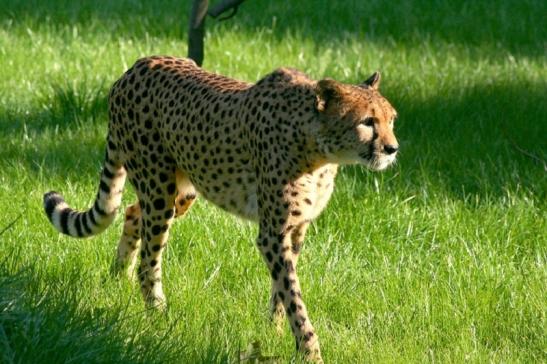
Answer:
188, 0, 209, 66
187, 0, 246, 66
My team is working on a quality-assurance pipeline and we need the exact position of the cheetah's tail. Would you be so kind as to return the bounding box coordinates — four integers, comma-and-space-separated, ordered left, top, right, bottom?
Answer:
43, 151, 127, 238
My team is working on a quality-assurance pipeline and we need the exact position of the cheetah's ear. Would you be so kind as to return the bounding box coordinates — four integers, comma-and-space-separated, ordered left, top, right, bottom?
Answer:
316, 78, 343, 113
360, 71, 381, 90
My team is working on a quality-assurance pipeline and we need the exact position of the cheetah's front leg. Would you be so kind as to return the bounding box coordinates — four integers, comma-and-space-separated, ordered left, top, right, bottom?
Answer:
270, 222, 310, 333
257, 222, 322, 363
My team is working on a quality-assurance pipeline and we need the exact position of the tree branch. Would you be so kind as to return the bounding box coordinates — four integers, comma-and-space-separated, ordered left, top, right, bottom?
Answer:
208, 0, 246, 19
0, 213, 23, 237
501, 126, 547, 172
510, 142, 547, 172
190, 0, 209, 29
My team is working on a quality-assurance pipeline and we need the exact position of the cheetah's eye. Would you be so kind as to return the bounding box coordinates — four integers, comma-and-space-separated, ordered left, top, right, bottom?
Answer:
360, 117, 375, 127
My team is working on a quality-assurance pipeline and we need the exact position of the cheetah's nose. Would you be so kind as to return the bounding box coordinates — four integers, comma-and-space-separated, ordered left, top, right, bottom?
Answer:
383, 144, 399, 155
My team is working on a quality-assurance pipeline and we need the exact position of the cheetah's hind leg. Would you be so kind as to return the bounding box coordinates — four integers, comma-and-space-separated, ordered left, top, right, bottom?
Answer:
111, 188, 197, 280
111, 202, 142, 279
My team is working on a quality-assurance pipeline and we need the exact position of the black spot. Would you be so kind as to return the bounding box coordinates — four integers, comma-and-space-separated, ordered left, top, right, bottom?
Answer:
290, 301, 297, 314
153, 198, 165, 210
103, 166, 114, 179
43, 192, 62, 219
167, 183, 177, 194
284, 277, 290, 290
88, 207, 97, 225
81, 213, 92, 234
304, 332, 314, 342
151, 225, 162, 235
59, 208, 70, 234
150, 259, 157, 267
265, 251, 273, 262
107, 138, 116, 151
93, 200, 106, 216
152, 244, 161, 251
73, 214, 83, 237
286, 260, 295, 273
140, 135, 149, 145
99, 179, 110, 194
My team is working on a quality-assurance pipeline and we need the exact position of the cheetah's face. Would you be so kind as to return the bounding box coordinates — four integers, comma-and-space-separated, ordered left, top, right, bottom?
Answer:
315, 72, 398, 171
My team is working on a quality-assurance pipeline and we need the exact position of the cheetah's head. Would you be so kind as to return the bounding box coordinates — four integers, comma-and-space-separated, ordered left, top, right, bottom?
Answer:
314, 72, 398, 171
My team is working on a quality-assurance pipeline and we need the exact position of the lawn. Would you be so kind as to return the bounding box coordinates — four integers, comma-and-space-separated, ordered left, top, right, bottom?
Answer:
0, 0, 545, 363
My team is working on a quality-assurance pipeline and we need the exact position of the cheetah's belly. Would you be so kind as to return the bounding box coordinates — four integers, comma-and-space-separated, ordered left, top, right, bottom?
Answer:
185, 164, 259, 222
196, 182, 258, 221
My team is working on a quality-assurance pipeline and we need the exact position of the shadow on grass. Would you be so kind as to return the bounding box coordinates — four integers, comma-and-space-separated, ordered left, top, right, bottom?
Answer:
1, 81, 108, 134
1, 0, 544, 59
0, 81, 109, 181
0, 262, 230, 364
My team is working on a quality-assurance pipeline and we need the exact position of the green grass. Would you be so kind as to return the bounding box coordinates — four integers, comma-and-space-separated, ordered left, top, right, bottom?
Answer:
0, 0, 546, 363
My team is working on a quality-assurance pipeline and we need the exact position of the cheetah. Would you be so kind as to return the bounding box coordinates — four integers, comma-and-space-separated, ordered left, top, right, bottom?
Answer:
43, 56, 399, 363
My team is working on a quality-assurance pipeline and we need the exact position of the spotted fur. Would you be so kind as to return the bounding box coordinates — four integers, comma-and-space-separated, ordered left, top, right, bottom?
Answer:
43, 56, 398, 363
